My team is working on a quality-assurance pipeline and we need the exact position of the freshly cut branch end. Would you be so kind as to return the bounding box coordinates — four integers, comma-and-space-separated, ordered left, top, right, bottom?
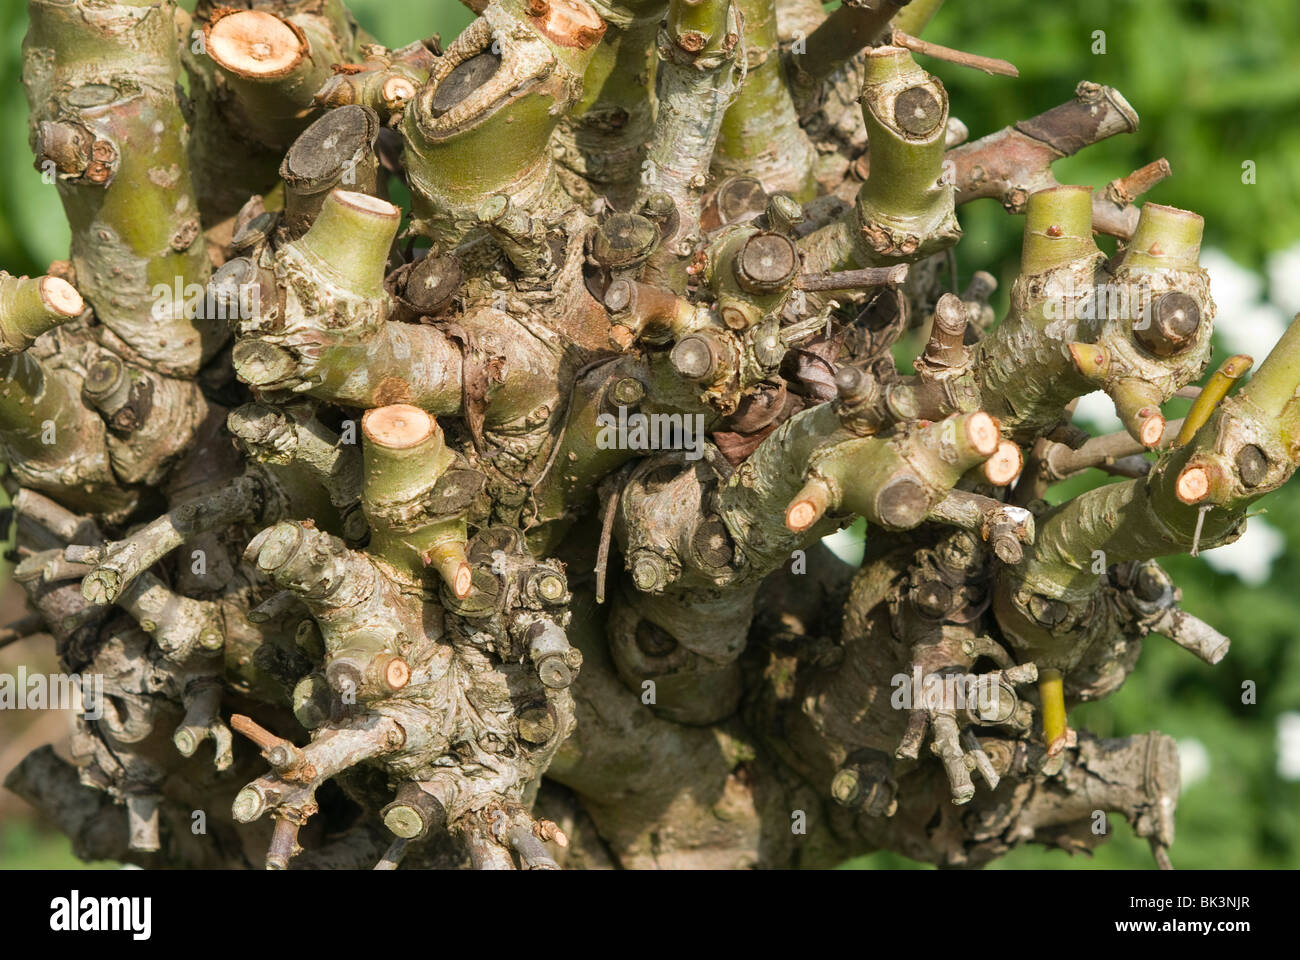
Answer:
982, 439, 1024, 486
207, 10, 308, 80
1175, 465, 1211, 504
363, 404, 437, 450
1136, 408, 1166, 448
383, 76, 417, 105
427, 540, 473, 599
529, 0, 607, 50
335, 189, 402, 219
786, 478, 832, 533
38, 277, 82, 317
965, 411, 1001, 457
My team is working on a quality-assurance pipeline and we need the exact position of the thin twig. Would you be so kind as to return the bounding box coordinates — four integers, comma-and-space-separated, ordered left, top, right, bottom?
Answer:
1106, 158, 1172, 206
0, 612, 47, 651
1190, 504, 1212, 557
374, 838, 409, 870
891, 30, 1019, 77
595, 467, 631, 604
795, 264, 908, 292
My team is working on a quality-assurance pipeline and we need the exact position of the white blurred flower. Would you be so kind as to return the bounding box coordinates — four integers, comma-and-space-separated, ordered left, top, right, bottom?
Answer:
1201, 247, 1288, 360
1202, 248, 1263, 313
1277, 712, 1300, 781
1071, 390, 1122, 434
1177, 737, 1211, 788
1266, 242, 1300, 318
1214, 301, 1288, 362
1201, 516, 1285, 586
822, 524, 865, 566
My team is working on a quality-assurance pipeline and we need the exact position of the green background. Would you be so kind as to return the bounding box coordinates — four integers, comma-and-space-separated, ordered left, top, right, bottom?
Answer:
1, 0, 1297, 869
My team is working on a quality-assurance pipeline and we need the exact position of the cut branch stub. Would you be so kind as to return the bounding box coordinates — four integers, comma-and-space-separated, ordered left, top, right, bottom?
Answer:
982, 440, 1024, 486
314, 48, 427, 119
733, 231, 800, 294
946, 81, 1141, 236
0, 352, 135, 519
605, 279, 696, 346
0, 273, 83, 355
591, 213, 661, 271
853, 46, 958, 261
797, 44, 958, 274
208, 11, 307, 78
792, 411, 1001, 532
292, 190, 402, 299
702, 176, 767, 231
202, 7, 349, 151
1172, 313, 1300, 508
362, 404, 473, 597
382, 782, 447, 840
971, 184, 1106, 443
24, 0, 216, 376
401, 1, 605, 246
77, 475, 263, 605
1083, 202, 1214, 448
279, 105, 382, 239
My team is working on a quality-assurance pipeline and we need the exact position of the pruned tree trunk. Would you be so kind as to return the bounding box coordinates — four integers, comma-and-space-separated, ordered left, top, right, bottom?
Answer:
2, 0, 1290, 871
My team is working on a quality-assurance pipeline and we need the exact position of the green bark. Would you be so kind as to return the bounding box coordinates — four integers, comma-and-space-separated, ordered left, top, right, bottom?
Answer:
798, 46, 959, 273
400, 0, 605, 248
24, 0, 217, 375
714, 0, 817, 198
555, 0, 664, 204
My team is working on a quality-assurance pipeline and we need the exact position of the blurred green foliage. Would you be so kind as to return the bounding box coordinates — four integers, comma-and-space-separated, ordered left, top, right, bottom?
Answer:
1, 0, 1297, 869
850, 0, 1300, 870
0, 820, 115, 869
